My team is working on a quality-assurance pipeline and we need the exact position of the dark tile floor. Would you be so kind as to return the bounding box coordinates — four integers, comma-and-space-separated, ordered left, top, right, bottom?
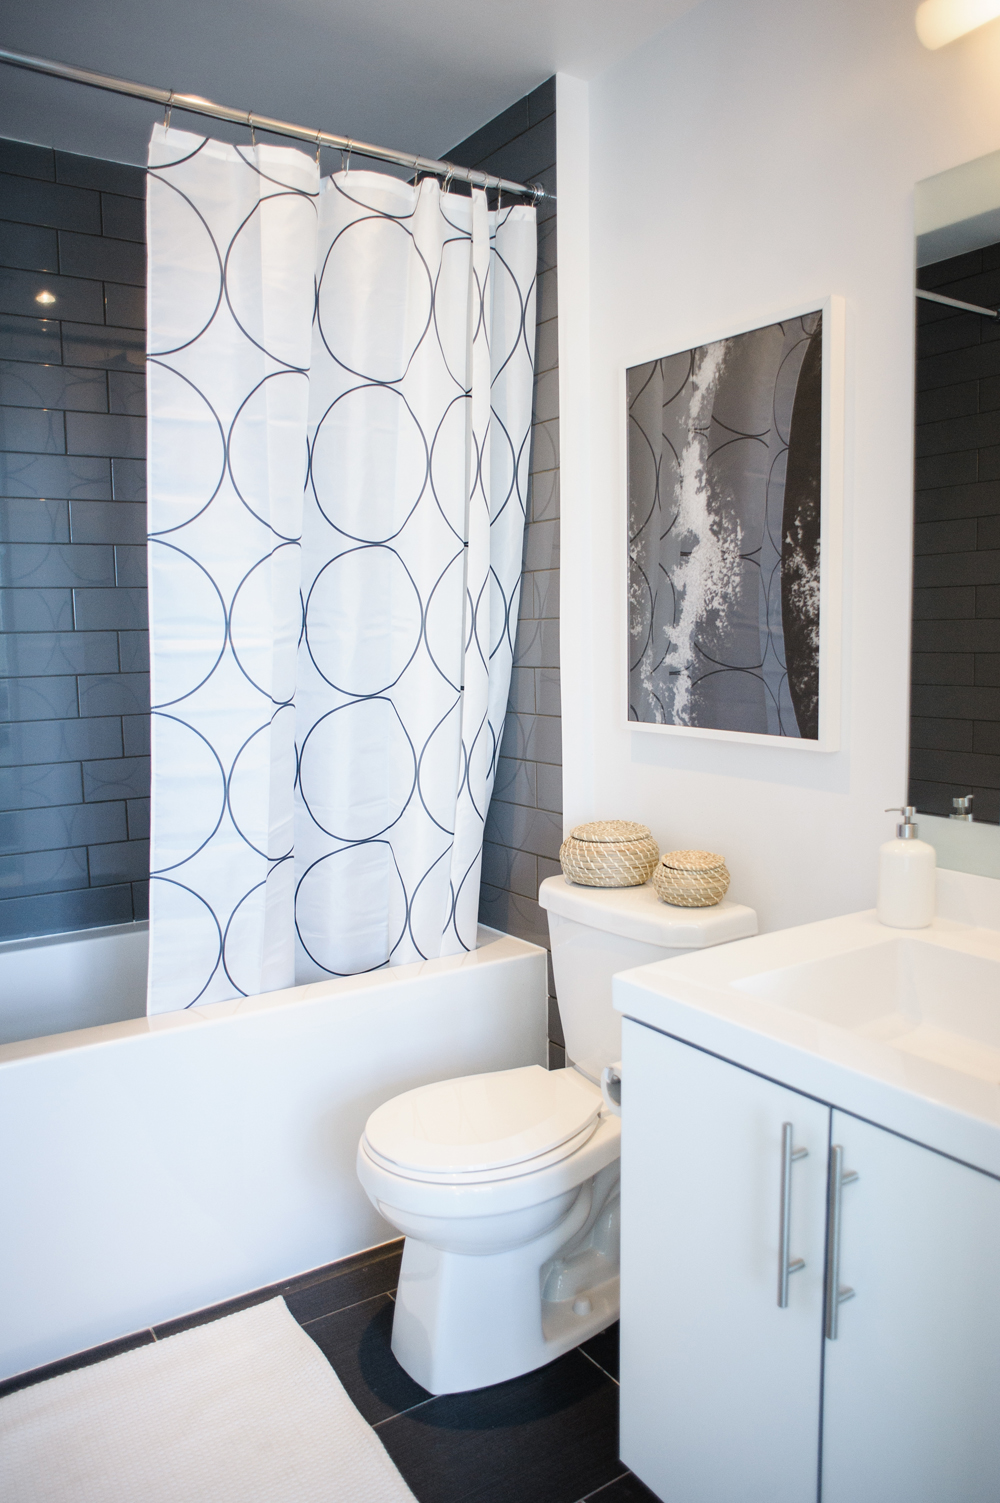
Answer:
0, 1242, 660, 1503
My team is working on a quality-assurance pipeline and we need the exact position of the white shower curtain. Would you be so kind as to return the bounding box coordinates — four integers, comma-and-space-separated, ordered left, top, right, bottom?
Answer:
146, 126, 536, 1012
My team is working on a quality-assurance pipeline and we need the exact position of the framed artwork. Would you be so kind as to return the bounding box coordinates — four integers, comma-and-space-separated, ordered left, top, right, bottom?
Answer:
625, 296, 843, 750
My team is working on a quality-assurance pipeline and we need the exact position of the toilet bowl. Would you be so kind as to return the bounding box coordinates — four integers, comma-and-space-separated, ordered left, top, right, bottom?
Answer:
358, 1065, 621, 1394
357, 873, 758, 1395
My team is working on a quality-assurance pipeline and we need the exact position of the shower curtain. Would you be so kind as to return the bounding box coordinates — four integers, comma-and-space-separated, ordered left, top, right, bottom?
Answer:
145, 126, 536, 1013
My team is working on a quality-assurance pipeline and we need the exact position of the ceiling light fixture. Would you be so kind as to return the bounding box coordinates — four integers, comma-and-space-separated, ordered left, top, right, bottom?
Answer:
916, 0, 1000, 48
35, 290, 56, 305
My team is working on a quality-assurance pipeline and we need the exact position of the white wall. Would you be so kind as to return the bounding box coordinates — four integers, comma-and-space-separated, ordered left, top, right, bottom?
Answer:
557, 0, 1000, 934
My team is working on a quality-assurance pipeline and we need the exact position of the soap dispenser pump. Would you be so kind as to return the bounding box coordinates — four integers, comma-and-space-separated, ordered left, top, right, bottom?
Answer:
877, 806, 935, 929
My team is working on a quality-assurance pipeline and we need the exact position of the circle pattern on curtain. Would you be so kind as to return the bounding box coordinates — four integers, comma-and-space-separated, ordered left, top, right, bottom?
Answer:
146, 129, 536, 1011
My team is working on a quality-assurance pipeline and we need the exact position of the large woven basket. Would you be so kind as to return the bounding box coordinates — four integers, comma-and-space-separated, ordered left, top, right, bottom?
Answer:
653, 849, 730, 908
559, 820, 659, 888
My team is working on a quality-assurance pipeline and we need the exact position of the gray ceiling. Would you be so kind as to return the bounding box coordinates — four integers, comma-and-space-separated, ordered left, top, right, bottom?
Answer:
0, 0, 702, 167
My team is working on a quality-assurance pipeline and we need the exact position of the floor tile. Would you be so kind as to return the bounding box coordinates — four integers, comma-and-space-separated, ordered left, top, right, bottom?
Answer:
3, 1239, 630, 1503
376, 1348, 625, 1503
149, 1243, 403, 1340
304, 1293, 431, 1425
285, 1246, 402, 1324
0, 1329, 154, 1399
582, 1473, 661, 1503
580, 1322, 619, 1382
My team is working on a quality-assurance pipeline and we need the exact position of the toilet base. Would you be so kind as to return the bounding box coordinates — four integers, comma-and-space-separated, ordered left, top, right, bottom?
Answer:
389, 1162, 620, 1395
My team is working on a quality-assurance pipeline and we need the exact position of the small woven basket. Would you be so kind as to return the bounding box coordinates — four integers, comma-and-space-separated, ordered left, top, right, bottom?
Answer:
559, 820, 659, 888
653, 849, 730, 908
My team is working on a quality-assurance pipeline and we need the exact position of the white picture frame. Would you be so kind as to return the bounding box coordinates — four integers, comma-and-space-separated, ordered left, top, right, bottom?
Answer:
622, 294, 844, 752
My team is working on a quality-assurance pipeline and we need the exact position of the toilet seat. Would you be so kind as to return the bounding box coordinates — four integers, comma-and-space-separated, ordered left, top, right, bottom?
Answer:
362, 1115, 601, 1186
358, 1110, 620, 1220
362, 1064, 602, 1178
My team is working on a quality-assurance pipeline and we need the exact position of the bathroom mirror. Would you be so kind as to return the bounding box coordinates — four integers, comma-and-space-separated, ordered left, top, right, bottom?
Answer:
909, 148, 1000, 875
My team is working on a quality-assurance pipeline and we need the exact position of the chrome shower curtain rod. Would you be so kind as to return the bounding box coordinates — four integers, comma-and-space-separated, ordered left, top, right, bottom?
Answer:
0, 46, 553, 201
916, 287, 999, 320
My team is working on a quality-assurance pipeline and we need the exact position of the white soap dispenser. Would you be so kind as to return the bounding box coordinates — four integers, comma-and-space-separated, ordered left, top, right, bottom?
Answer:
877, 805, 936, 929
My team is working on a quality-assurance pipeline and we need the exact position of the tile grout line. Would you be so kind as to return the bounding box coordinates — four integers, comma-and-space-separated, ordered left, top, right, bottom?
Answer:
147, 1245, 403, 1336
154, 1280, 399, 1340
371, 1390, 439, 1430
576, 1468, 633, 1502
577, 1345, 619, 1387
298, 1288, 398, 1327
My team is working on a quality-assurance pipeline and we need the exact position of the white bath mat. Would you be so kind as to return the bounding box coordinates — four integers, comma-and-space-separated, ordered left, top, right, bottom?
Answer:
0, 1298, 417, 1503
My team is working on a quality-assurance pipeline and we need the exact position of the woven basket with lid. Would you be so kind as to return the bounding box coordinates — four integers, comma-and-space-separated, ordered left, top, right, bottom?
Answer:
559, 820, 659, 888
653, 849, 730, 908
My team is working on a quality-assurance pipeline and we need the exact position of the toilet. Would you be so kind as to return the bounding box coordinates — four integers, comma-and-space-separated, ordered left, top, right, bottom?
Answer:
356, 872, 758, 1394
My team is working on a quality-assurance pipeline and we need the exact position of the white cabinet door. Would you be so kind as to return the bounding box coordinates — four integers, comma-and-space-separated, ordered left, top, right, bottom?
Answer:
822, 1111, 1000, 1503
619, 1021, 830, 1503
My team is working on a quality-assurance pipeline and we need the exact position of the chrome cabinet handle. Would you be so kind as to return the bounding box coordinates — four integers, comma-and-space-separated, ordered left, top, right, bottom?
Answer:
777, 1122, 808, 1307
825, 1144, 859, 1339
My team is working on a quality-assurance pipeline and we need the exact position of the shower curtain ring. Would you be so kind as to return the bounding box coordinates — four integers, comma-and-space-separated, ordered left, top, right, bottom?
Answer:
341, 140, 352, 175
531, 183, 541, 206
442, 167, 454, 196
314, 128, 322, 164
247, 110, 256, 146
163, 91, 174, 130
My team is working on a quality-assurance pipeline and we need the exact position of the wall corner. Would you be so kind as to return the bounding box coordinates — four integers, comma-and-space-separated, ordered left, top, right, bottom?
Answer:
555, 72, 594, 832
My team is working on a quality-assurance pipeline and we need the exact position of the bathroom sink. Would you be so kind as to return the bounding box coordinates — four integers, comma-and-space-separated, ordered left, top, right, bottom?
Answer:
612, 869, 1000, 1178
733, 938, 1000, 1085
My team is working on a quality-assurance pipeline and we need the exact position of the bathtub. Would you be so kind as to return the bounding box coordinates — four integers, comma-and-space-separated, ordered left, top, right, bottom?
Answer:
0, 923, 547, 1381
0, 921, 149, 1045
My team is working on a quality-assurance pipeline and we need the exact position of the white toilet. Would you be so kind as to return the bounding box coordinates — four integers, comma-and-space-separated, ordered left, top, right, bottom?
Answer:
356, 872, 757, 1394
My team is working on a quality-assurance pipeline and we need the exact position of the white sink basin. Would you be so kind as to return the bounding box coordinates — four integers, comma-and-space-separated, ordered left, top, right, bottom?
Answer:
733, 938, 1000, 1085
613, 868, 1000, 1177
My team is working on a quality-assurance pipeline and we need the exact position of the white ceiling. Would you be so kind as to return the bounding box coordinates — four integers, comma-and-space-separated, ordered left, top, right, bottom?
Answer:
0, 0, 704, 168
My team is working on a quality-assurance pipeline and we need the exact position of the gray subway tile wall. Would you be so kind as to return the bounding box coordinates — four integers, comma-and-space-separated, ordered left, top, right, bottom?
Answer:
0, 314, 62, 364
0, 113, 560, 970
0, 136, 149, 938
447, 79, 565, 1066
0, 360, 110, 411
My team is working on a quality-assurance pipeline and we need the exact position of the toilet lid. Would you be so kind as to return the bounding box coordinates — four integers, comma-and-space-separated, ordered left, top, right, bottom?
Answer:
363, 1065, 602, 1175
361, 1117, 601, 1186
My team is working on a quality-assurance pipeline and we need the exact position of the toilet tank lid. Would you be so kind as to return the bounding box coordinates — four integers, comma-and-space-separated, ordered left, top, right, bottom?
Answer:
538, 874, 758, 948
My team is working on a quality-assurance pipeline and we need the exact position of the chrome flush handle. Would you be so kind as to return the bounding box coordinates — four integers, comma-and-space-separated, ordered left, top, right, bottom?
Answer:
777, 1123, 808, 1308
824, 1144, 859, 1339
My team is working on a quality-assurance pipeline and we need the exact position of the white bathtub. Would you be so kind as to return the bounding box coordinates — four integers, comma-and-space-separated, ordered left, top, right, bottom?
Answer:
0, 923, 547, 1381
0, 921, 149, 1045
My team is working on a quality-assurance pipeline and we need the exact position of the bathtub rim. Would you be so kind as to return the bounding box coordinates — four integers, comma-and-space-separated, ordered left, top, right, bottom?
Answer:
0, 918, 149, 958
0, 923, 547, 1067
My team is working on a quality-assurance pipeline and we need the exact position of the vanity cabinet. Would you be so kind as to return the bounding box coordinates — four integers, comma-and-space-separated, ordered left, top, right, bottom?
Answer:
619, 1023, 830, 1503
821, 1111, 1000, 1502
619, 1020, 1000, 1503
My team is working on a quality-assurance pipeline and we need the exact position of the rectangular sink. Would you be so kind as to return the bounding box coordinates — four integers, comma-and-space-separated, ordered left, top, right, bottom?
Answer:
732, 939, 1000, 1085
613, 870, 1000, 1176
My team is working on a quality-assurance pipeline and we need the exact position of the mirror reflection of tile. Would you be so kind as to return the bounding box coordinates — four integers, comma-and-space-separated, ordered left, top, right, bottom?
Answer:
627, 312, 822, 740
910, 245, 1000, 825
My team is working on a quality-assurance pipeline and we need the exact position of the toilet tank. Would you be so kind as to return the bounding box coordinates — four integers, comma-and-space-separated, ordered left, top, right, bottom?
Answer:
538, 875, 758, 1081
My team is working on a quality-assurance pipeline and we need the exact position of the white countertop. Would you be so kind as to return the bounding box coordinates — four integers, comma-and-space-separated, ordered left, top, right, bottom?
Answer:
613, 868, 1000, 1178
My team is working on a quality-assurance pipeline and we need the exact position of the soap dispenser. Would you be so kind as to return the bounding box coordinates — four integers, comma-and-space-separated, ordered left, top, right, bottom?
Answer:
877, 806, 935, 929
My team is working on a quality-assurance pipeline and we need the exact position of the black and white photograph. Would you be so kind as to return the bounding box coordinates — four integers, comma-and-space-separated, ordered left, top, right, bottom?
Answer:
627, 309, 830, 743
